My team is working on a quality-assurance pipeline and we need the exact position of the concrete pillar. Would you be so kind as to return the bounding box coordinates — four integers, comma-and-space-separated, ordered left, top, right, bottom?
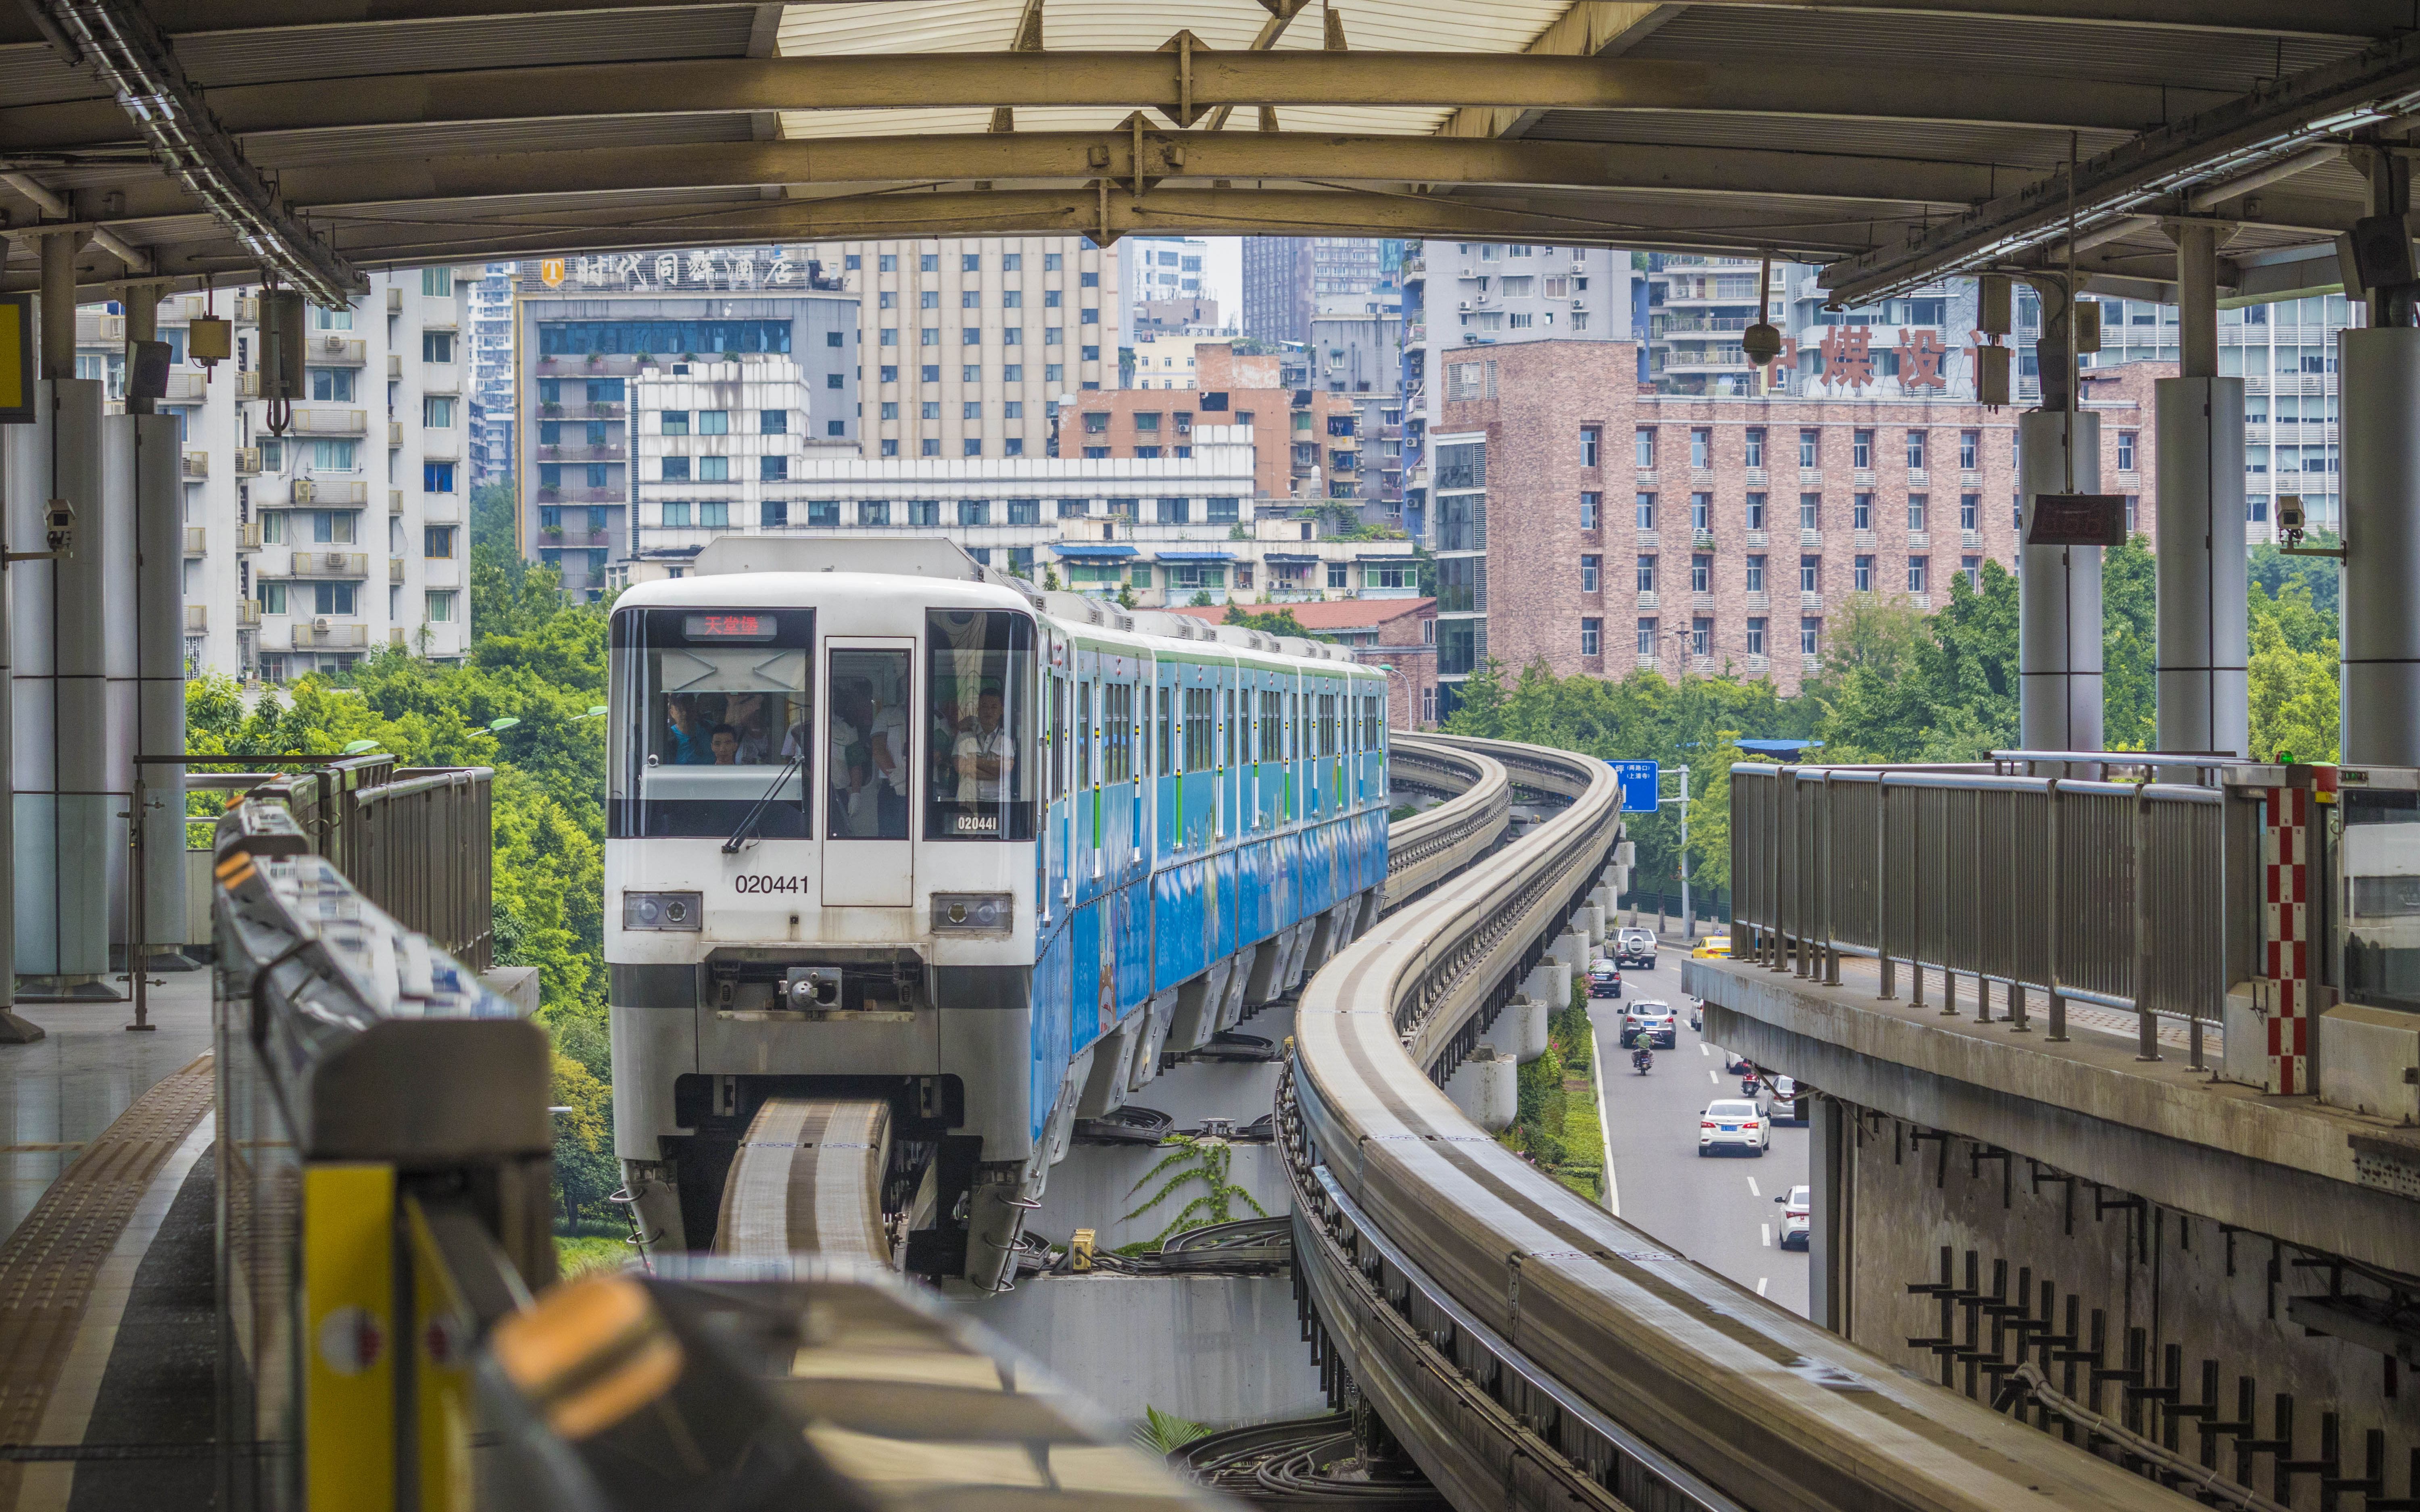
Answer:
2018, 408, 2104, 756
2155, 225, 2250, 771
1807, 1094, 1852, 1334
38, 234, 75, 382
2339, 329, 2420, 765
1578, 903, 1604, 946
1523, 959, 1570, 1014
1443, 1047, 1518, 1133
123, 285, 156, 417
108, 409, 181, 977
1479, 996, 1549, 1064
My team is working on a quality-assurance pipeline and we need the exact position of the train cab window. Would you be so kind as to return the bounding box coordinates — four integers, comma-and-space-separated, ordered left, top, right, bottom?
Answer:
828, 648, 912, 840
609, 607, 813, 839
926, 609, 1036, 839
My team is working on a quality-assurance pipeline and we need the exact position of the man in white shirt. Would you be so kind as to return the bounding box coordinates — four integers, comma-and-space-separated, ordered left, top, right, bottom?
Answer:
954, 689, 1015, 804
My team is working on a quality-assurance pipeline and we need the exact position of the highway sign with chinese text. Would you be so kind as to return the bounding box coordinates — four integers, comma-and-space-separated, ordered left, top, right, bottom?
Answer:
1611, 760, 1660, 813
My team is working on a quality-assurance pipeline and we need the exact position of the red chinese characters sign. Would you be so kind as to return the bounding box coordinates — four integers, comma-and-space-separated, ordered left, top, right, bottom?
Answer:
1819, 327, 1874, 392
1897, 329, 1949, 391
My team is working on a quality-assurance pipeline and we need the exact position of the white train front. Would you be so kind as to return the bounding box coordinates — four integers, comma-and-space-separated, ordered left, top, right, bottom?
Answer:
607, 539, 1391, 1287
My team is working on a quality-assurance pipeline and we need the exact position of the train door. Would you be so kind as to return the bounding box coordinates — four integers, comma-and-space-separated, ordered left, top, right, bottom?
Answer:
821, 636, 915, 908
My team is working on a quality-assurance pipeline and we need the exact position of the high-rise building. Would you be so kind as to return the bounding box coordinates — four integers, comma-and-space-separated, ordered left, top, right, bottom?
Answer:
794, 237, 1119, 468
1399, 241, 1636, 544
468, 262, 517, 488
1118, 236, 1208, 346
511, 247, 859, 600
1241, 237, 1389, 346
76, 269, 480, 682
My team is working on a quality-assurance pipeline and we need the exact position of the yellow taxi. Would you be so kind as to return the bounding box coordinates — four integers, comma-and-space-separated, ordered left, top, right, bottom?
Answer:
1692, 935, 1732, 959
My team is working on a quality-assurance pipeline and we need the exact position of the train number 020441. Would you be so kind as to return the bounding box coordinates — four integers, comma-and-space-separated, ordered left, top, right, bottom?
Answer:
733, 875, 811, 895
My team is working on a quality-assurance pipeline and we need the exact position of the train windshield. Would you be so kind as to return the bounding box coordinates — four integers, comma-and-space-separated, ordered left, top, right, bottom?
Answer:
609, 607, 814, 839
925, 609, 1035, 840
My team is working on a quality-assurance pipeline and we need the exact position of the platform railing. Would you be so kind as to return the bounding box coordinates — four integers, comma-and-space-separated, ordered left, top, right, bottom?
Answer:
1729, 761, 2260, 1059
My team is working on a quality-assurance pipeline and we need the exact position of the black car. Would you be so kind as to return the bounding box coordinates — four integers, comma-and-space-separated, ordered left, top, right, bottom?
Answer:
1587, 961, 1622, 999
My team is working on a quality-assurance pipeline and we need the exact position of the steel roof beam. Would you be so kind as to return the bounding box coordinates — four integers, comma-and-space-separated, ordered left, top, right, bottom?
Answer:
0, 52, 2238, 152
1645, 0, 2405, 40
1820, 30, 2420, 304
95, 132, 1996, 214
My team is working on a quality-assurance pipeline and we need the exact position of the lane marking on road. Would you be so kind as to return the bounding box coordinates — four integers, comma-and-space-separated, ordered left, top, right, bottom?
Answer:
1707, 1069, 1719, 1085
1761, 1223, 1772, 1248
1746, 1177, 1760, 1197
1698, 1042, 1709, 1057
1757, 1277, 1769, 1297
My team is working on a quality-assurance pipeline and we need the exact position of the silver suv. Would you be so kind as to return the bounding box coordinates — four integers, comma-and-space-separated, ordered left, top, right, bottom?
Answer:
1614, 927, 1658, 968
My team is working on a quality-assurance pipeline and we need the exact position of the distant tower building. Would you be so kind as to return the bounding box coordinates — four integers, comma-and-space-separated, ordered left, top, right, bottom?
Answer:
1242, 237, 1388, 346
1117, 235, 1208, 346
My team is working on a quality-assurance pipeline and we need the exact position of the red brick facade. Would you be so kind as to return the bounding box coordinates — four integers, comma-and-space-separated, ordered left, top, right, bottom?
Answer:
1076, 345, 1365, 505
1435, 341, 2166, 698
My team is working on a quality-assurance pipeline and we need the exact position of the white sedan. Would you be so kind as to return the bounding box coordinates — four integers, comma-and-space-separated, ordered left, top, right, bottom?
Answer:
1697, 1099, 1770, 1157
1778, 1185, 1812, 1249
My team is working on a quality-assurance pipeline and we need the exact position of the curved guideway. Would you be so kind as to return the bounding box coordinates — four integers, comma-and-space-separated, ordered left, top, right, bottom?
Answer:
1284, 735, 2202, 1512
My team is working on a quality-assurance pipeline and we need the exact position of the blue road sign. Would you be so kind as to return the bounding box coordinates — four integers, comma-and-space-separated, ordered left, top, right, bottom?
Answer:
1610, 760, 1660, 813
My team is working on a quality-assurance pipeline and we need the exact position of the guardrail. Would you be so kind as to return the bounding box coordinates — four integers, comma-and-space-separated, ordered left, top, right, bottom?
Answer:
197, 754, 494, 968
1283, 739, 2202, 1512
1384, 735, 1509, 908
1729, 762, 2257, 1058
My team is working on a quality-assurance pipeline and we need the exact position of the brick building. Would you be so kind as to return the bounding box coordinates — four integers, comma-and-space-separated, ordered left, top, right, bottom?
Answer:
1166, 597, 1437, 730
1431, 339, 2168, 714
1074, 345, 1364, 505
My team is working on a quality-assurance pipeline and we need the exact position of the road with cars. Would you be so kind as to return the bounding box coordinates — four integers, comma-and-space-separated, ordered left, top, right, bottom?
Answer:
1585, 939, 1811, 1316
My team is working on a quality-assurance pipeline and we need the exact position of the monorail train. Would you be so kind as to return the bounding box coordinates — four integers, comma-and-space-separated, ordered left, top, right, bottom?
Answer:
608, 538, 1391, 1289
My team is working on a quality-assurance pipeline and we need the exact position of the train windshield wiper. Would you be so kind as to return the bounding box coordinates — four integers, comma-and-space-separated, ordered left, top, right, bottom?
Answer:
722, 754, 804, 854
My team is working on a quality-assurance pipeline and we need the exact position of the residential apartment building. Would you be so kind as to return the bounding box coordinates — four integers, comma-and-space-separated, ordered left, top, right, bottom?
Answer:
1241, 236, 1389, 346
468, 261, 515, 486
1126, 332, 1221, 391
1399, 242, 1636, 543
793, 235, 1118, 465
1118, 236, 1208, 346
614, 425, 1417, 609
79, 270, 479, 683
1132, 295, 1223, 341
1079, 345, 1364, 504
1426, 339, 2167, 717
511, 248, 857, 598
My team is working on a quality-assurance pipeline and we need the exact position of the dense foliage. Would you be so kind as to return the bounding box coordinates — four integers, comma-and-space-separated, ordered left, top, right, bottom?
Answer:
1445, 535, 2345, 906
189, 482, 621, 1227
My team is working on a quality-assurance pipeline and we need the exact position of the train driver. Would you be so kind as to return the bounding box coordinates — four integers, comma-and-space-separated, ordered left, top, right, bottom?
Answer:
953, 686, 1015, 804
709, 723, 741, 764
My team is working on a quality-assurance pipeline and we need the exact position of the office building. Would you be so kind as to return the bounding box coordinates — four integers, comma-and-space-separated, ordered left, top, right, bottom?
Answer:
1425, 339, 2169, 718
1241, 237, 1389, 346
615, 424, 1415, 609
1118, 236, 1209, 346
1081, 346, 1363, 504
510, 247, 857, 599
75, 270, 480, 682
1132, 295, 1223, 341
793, 235, 1118, 467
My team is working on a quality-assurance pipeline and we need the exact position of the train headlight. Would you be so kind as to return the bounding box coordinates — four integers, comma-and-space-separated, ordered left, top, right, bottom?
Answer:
930, 892, 1014, 935
622, 891, 703, 931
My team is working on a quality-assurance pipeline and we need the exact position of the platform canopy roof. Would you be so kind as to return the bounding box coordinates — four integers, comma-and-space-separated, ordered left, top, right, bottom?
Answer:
4, 0, 2418, 309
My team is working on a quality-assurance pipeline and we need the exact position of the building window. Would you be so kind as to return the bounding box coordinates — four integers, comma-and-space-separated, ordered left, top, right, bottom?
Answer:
260, 581, 287, 614
424, 461, 456, 492
1207, 497, 1239, 524
1580, 492, 1601, 529
2118, 430, 2138, 471
1853, 492, 1873, 531
1690, 492, 1712, 533
761, 409, 787, 433
2126, 494, 2140, 531
1799, 494, 1820, 531
1636, 492, 1655, 529
699, 501, 729, 529
699, 456, 729, 482
1959, 493, 1979, 532
1634, 428, 1654, 468
762, 501, 790, 528
661, 410, 690, 435
866, 500, 897, 526
1906, 430, 1926, 470
881, 439, 899, 457
1685, 617, 1706, 656
310, 367, 355, 402
662, 501, 691, 527
424, 525, 456, 557
421, 267, 452, 296
1963, 554, 1982, 588
422, 331, 454, 362
1908, 556, 1930, 592
1327, 561, 1349, 589
1059, 499, 1089, 519
427, 589, 458, 623
1907, 494, 1928, 532
1636, 555, 1656, 593
1690, 428, 1711, 469
963, 438, 983, 457
1959, 429, 1979, 471
921, 253, 939, 271
1579, 426, 1602, 467
958, 500, 989, 527
1580, 618, 1602, 657
761, 455, 789, 481
921, 439, 940, 456
1800, 429, 1820, 468
879, 254, 897, 272
1690, 555, 1710, 593
1801, 616, 1821, 656
1745, 492, 1765, 531
1800, 555, 1820, 593
1744, 427, 1765, 469
1580, 554, 1600, 593
1158, 498, 1191, 525
1636, 617, 1659, 656
1746, 555, 1765, 593
1745, 617, 1767, 656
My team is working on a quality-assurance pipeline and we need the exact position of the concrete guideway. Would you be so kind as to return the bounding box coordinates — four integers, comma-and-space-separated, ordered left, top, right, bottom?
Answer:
1285, 734, 2201, 1512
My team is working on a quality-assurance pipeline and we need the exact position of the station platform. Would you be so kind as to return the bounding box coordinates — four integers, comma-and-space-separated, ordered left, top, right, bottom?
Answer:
0, 973, 217, 1512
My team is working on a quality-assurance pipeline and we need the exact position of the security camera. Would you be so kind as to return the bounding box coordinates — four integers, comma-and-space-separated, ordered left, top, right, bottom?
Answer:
1741, 323, 1782, 365
43, 500, 72, 557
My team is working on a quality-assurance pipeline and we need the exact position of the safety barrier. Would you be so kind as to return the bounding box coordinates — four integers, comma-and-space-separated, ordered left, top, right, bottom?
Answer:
1383, 736, 1510, 908
1729, 763, 2258, 1051
219, 754, 495, 968
1283, 739, 2201, 1512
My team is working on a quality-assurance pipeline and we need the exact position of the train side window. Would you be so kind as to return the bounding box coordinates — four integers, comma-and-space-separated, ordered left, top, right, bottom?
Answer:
1157, 679, 1173, 775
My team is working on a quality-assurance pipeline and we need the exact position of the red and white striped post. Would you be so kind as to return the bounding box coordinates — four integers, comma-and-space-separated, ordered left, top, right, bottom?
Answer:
2257, 764, 2334, 1095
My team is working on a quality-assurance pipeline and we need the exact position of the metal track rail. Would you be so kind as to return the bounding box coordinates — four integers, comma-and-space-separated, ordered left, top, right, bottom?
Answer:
1285, 734, 2201, 1512
1384, 736, 1510, 910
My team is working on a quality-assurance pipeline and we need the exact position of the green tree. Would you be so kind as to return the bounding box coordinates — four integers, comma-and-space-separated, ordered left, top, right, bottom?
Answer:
1222, 602, 1331, 640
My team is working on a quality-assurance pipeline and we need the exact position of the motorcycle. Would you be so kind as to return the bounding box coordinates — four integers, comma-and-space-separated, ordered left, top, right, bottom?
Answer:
1631, 1046, 1654, 1075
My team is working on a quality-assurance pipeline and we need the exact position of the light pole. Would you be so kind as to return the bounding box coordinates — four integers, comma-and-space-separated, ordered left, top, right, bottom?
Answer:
1660, 764, 1694, 939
